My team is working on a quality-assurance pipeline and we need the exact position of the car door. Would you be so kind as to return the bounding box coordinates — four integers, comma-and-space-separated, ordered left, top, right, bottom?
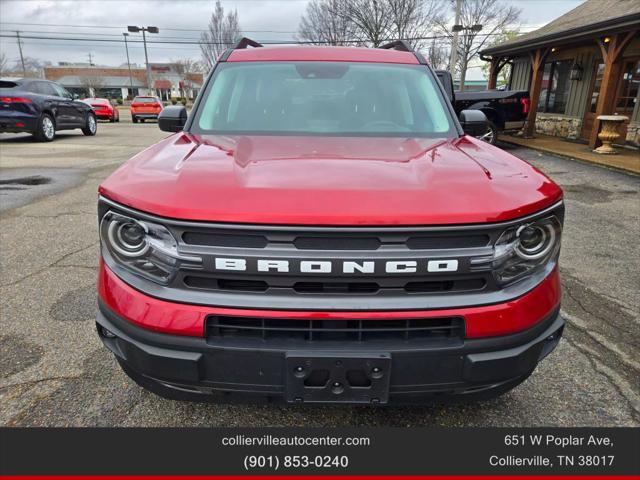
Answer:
35, 81, 69, 126
51, 83, 84, 126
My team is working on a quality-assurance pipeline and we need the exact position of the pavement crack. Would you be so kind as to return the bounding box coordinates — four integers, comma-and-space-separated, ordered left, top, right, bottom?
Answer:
563, 335, 640, 422
1, 242, 99, 288
7, 212, 95, 220
563, 278, 636, 336
0, 375, 79, 392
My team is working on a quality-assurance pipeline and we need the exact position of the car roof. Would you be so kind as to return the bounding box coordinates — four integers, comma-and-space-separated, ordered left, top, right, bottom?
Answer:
227, 46, 421, 65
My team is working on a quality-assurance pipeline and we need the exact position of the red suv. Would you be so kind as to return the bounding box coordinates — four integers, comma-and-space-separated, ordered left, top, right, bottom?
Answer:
130, 96, 162, 123
96, 39, 564, 405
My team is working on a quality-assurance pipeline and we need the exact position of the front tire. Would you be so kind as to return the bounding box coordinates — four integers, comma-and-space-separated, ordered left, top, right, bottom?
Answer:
479, 121, 498, 145
33, 113, 55, 142
132, 116, 138, 123
82, 113, 97, 136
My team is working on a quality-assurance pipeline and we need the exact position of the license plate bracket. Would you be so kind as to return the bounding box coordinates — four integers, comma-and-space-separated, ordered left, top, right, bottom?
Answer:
285, 352, 391, 404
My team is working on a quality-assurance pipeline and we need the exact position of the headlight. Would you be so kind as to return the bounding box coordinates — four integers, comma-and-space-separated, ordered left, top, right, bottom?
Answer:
100, 211, 201, 284
491, 215, 562, 286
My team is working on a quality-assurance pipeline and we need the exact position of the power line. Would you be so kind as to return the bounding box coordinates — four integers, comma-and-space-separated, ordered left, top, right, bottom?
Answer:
0, 30, 536, 46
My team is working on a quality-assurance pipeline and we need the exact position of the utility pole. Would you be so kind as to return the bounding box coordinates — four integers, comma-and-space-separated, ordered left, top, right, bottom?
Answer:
128, 26, 158, 96
87, 53, 94, 66
16, 31, 26, 76
123, 33, 134, 98
448, 0, 462, 77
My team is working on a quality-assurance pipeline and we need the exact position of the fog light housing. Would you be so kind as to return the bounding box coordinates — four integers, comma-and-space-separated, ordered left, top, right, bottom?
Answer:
100, 326, 117, 338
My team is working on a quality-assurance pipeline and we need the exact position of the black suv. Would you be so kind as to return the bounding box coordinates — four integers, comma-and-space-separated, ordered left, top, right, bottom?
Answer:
0, 78, 97, 141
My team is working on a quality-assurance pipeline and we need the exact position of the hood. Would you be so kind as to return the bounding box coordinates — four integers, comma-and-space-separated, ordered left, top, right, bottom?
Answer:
99, 133, 562, 226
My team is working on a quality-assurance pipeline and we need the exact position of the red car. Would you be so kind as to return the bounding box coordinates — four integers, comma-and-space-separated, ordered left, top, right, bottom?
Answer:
82, 98, 119, 122
130, 96, 163, 123
96, 39, 564, 405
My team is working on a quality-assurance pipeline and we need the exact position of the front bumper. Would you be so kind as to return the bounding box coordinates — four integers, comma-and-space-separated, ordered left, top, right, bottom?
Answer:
97, 299, 564, 405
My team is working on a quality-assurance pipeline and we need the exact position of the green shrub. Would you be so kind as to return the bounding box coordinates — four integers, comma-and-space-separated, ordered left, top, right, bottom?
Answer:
181, 97, 187, 106
116, 98, 123, 105
171, 98, 177, 105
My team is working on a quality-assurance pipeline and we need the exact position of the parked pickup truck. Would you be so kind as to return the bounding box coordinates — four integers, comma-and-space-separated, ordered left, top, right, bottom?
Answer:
96, 39, 564, 405
435, 71, 530, 145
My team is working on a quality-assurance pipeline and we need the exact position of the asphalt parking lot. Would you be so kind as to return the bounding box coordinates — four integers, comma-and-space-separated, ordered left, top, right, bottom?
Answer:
1, 113, 638, 427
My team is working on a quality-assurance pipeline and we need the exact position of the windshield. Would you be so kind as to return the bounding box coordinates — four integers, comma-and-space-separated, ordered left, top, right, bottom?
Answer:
192, 62, 455, 137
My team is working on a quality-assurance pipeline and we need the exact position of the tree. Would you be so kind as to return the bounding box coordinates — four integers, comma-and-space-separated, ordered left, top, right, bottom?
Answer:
172, 58, 205, 98
298, 0, 357, 46
13, 57, 50, 78
299, 0, 444, 49
172, 58, 205, 75
199, 0, 242, 71
330, 0, 393, 47
388, 0, 444, 49
480, 29, 520, 87
79, 75, 105, 97
438, 0, 520, 90
426, 37, 450, 70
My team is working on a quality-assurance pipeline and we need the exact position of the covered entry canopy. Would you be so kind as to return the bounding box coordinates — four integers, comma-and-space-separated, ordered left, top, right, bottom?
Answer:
480, 0, 640, 147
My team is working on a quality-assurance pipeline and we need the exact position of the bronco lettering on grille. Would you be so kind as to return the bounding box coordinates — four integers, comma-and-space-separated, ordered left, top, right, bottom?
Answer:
213, 258, 459, 274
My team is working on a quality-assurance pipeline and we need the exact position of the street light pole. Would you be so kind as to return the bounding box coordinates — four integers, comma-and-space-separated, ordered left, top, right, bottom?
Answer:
141, 28, 152, 95
128, 26, 159, 96
123, 33, 134, 97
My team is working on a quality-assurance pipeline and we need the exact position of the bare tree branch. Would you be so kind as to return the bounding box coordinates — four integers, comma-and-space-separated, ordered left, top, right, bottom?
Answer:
298, 0, 358, 45
199, 0, 242, 71
330, 0, 394, 47
388, 0, 444, 49
79, 75, 105, 96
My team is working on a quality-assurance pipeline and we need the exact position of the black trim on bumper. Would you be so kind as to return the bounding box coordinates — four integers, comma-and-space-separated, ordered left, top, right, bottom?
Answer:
97, 300, 564, 404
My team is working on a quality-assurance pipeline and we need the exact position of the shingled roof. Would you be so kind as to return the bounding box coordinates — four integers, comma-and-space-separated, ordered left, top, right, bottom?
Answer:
481, 0, 640, 56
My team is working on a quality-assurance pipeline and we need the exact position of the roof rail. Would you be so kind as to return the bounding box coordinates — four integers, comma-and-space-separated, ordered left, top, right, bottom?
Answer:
379, 40, 413, 53
378, 40, 427, 64
234, 37, 263, 49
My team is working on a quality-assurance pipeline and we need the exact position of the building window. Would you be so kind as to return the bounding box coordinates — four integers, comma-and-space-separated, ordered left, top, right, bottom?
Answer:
615, 59, 639, 116
538, 59, 572, 114
589, 62, 605, 113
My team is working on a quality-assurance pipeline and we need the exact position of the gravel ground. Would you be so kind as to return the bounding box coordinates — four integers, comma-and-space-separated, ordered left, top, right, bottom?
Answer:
1, 119, 638, 427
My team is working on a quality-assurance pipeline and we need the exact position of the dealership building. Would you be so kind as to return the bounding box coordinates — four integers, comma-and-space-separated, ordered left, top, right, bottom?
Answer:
481, 0, 639, 147
44, 63, 203, 100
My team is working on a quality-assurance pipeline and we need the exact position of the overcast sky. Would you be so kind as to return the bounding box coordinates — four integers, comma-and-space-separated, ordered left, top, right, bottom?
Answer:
1, 0, 584, 80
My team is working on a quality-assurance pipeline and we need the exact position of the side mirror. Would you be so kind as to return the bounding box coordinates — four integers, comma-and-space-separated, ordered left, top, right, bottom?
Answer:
158, 105, 187, 132
435, 69, 455, 103
459, 110, 489, 138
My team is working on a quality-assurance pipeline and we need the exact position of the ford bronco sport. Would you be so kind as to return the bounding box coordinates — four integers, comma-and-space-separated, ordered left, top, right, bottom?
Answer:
96, 39, 564, 405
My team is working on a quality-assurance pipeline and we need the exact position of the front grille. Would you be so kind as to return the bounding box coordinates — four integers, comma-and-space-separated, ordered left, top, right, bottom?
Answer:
183, 275, 486, 295
206, 315, 464, 342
